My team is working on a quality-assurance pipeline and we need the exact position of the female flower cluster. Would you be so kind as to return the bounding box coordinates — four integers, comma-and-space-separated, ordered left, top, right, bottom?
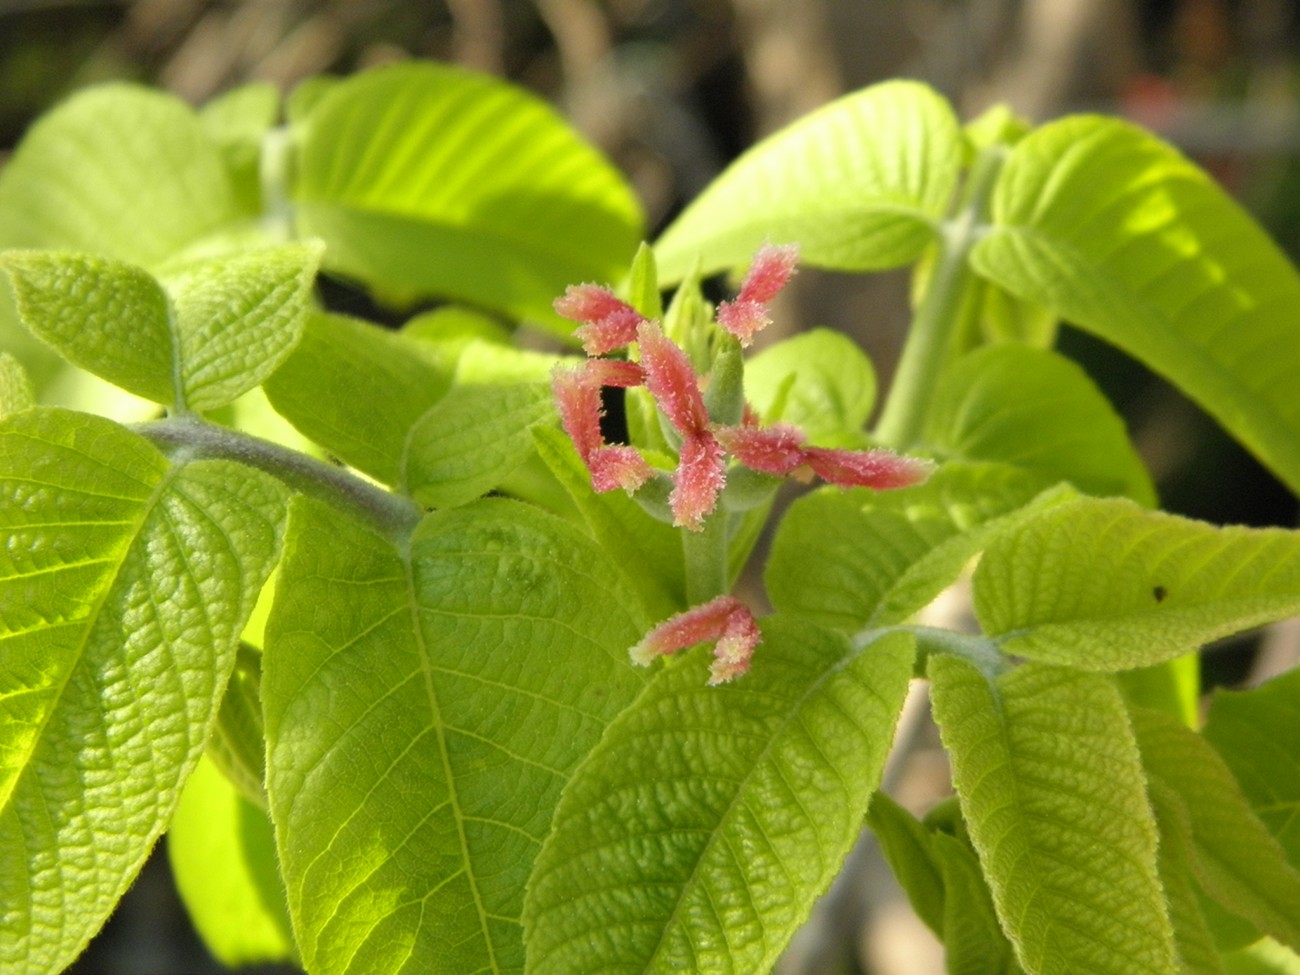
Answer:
551, 244, 932, 683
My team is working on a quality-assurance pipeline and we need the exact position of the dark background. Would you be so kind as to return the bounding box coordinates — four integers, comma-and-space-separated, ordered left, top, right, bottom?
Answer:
3, 1, 1299, 972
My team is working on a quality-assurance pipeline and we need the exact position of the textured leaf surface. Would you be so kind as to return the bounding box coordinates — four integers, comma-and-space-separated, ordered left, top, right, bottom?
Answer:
263, 497, 647, 975
1204, 668, 1300, 869
929, 656, 1176, 975
743, 328, 876, 445
159, 243, 322, 412
168, 757, 294, 968
0, 352, 34, 416
524, 624, 915, 975
291, 62, 643, 325
1, 251, 176, 405
933, 832, 1023, 975
766, 462, 1070, 631
925, 344, 1155, 504
263, 311, 450, 485
655, 81, 962, 280
1134, 707, 1300, 950
974, 497, 1300, 670
532, 424, 684, 619
0, 408, 284, 975
971, 115, 1300, 495
0, 84, 241, 265
402, 382, 552, 508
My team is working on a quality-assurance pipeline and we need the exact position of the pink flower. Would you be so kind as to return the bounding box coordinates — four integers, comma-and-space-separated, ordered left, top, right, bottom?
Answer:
551, 362, 653, 493
636, 321, 710, 437
629, 595, 762, 685
670, 432, 727, 531
717, 243, 799, 346
554, 284, 648, 355
714, 423, 807, 477
800, 446, 935, 489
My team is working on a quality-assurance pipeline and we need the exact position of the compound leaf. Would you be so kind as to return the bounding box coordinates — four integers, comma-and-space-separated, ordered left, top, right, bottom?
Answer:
1133, 707, 1300, 950
291, 62, 643, 327
263, 497, 647, 975
974, 497, 1300, 671
401, 382, 553, 508
971, 115, 1300, 496
929, 656, 1177, 975
160, 242, 323, 413
0, 83, 241, 266
0, 408, 284, 975
1204, 668, 1300, 869
655, 81, 962, 280
766, 462, 1072, 631
925, 344, 1155, 505
523, 624, 915, 975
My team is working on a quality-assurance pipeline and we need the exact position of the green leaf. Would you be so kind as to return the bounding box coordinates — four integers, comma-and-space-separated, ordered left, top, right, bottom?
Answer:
766, 462, 1072, 631
866, 791, 946, 935
1204, 668, 1300, 869
3, 244, 322, 413
1143, 780, 1224, 975
291, 61, 643, 326
974, 497, 1300, 671
1133, 707, 1300, 950
924, 344, 1155, 505
0, 352, 35, 416
1223, 938, 1300, 975
933, 832, 1023, 975
199, 82, 281, 215
654, 80, 962, 281
970, 115, 1300, 496
928, 656, 1177, 975
208, 643, 269, 808
532, 425, 684, 619
743, 328, 876, 445
263, 496, 647, 975
402, 382, 553, 508
1, 251, 176, 404
159, 242, 323, 412
168, 757, 295, 968
524, 624, 915, 975
0, 84, 242, 265
263, 311, 450, 484
0, 408, 284, 975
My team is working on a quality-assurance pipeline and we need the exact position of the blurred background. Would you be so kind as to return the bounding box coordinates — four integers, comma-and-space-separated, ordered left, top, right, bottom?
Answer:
3, 1, 1300, 972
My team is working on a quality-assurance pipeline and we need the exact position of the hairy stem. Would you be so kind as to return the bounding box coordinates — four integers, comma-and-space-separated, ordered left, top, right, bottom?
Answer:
682, 510, 730, 605
136, 415, 423, 539
873, 146, 1007, 449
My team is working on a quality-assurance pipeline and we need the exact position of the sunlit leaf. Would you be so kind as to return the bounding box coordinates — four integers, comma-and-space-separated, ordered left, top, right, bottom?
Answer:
168, 757, 295, 968
974, 497, 1300, 670
929, 656, 1177, 975
263, 497, 647, 974
291, 62, 643, 327
524, 624, 915, 975
0, 408, 284, 975
971, 115, 1300, 495
655, 80, 962, 280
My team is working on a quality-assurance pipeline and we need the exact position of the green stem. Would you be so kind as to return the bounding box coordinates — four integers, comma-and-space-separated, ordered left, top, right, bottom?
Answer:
136, 416, 423, 540
873, 146, 1007, 449
682, 511, 730, 605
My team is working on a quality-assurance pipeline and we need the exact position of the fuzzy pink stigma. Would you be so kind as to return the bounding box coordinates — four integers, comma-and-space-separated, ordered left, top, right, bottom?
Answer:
670, 433, 726, 531
554, 284, 647, 355
716, 243, 799, 346
552, 361, 654, 494
738, 243, 799, 304
551, 364, 604, 462
589, 445, 654, 493
801, 447, 935, 490
629, 595, 762, 684
637, 321, 710, 436
715, 423, 807, 477
584, 358, 645, 388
